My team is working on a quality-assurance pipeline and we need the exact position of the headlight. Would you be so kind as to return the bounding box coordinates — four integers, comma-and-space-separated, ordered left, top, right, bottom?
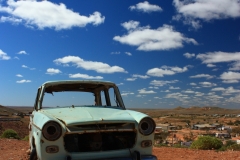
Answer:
42, 121, 62, 141
139, 117, 156, 136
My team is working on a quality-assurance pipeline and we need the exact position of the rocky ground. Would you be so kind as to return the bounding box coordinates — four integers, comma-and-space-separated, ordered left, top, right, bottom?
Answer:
1, 139, 240, 160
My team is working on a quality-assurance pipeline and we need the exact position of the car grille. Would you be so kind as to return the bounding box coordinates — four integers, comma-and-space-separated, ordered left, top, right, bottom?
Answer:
64, 123, 137, 152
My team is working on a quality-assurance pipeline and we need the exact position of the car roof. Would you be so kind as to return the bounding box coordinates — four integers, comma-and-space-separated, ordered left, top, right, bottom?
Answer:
42, 80, 116, 87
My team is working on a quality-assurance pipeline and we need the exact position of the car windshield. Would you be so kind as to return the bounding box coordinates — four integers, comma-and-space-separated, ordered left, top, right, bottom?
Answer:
41, 83, 123, 108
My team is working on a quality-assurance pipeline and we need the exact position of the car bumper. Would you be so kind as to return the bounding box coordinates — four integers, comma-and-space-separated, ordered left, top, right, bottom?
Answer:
101, 155, 157, 160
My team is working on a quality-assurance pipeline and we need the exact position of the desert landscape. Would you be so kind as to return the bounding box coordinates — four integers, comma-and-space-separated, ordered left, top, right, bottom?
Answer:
1, 105, 240, 159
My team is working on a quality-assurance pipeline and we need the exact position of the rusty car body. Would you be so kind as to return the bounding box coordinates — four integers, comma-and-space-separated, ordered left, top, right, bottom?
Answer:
29, 80, 157, 160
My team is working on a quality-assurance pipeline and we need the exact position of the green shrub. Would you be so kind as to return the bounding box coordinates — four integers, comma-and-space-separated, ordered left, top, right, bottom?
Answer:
225, 140, 237, 147
22, 135, 29, 141
1, 129, 19, 139
190, 136, 223, 150
227, 144, 240, 151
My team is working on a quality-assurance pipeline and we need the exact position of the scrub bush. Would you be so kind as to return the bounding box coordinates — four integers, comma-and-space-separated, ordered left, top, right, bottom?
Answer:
1, 129, 19, 139
190, 136, 223, 150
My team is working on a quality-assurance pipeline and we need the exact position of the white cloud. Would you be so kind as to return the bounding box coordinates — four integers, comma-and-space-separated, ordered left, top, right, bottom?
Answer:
46, 68, 61, 75
54, 56, 127, 74
16, 79, 31, 83
22, 64, 35, 70
222, 80, 239, 84
150, 80, 178, 86
69, 73, 103, 79
190, 74, 214, 79
138, 88, 156, 94
22, 65, 28, 68
17, 50, 27, 54
125, 52, 132, 56
0, 49, 10, 60
190, 82, 197, 86
113, 23, 197, 51
147, 65, 189, 77
14, 56, 19, 60
183, 52, 195, 58
121, 21, 140, 30
220, 71, 240, 83
0, 16, 22, 24
229, 61, 240, 71
132, 74, 149, 79
182, 89, 195, 94
121, 91, 134, 96
0, 0, 105, 30
161, 90, 170, 93
197, 51, 240, 63
199, 82, 217, 87
126, 78, 137, 81
16, 74, 23, 77
169, 86, 180, 90
173, 0, 240, 28
129, 1, 162, 13
211, 87, 225, 91
207, 64, 216, 68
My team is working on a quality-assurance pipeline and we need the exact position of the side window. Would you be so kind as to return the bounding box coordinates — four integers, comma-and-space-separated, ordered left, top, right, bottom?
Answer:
108, 87, 117, 107
100, 90, 106, 106
34, 87, 41, 110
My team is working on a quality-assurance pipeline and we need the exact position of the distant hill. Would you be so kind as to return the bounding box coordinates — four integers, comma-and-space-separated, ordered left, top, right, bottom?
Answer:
0, 105, 24, 116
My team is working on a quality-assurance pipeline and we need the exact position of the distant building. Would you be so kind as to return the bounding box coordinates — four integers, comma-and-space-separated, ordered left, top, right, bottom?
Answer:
156, 124, 177, 132
192, 124, 216, 130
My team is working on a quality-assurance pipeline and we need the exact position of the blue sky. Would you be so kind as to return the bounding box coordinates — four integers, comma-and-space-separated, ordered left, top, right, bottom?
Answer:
0, 0, 240, 109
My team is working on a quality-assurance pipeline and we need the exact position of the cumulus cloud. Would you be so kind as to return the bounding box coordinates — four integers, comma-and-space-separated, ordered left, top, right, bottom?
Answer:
169, 86, 180, 90
129, 1, 162, 13
46, 68, 61, 75
190, 74, 214, 79
220, 71, 240, 83
182, 89, 195, 94
190, 82, 197, 86
125, 52, 132, 56
16, 74, 23, 77
197, 52, 240, 63
199, 82, 217, 87
147, 65, 189, 77
207, 64, 216, 68
17, 50, 27, 54
16, 79, 31, 83
54, 56, 127, 74
126, 78, 137, 81
150, 80, 178, 86
132, 74, 149, 79
121, 91, 134, 96
138, 88, 156, 94
113, 22, 197, 51
0, 49, 10, 60
183, 52, 195, 58
22, 64, 35, 70
0, 0, 105, 30
173, 0, 240, 29
69, 73, 103, 79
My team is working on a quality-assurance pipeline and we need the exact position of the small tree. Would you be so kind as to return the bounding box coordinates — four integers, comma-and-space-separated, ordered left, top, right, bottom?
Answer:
190, 136, 223, 150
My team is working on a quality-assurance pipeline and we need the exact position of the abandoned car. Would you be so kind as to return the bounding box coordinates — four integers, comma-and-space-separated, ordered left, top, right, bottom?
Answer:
29, 80, 157, 160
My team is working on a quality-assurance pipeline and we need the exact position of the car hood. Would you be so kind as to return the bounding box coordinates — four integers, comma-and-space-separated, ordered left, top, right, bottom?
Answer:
41, 107, 137, 126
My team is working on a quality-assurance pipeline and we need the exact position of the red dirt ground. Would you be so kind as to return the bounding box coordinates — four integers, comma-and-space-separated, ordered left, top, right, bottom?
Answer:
1, 139, 240, 160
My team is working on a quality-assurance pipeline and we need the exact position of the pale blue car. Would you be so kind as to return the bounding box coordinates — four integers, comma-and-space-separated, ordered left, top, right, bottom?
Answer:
29, 80, 157, 160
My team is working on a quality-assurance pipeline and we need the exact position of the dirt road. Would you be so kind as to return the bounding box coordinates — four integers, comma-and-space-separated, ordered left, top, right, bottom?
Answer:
1, 138, 240, 160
